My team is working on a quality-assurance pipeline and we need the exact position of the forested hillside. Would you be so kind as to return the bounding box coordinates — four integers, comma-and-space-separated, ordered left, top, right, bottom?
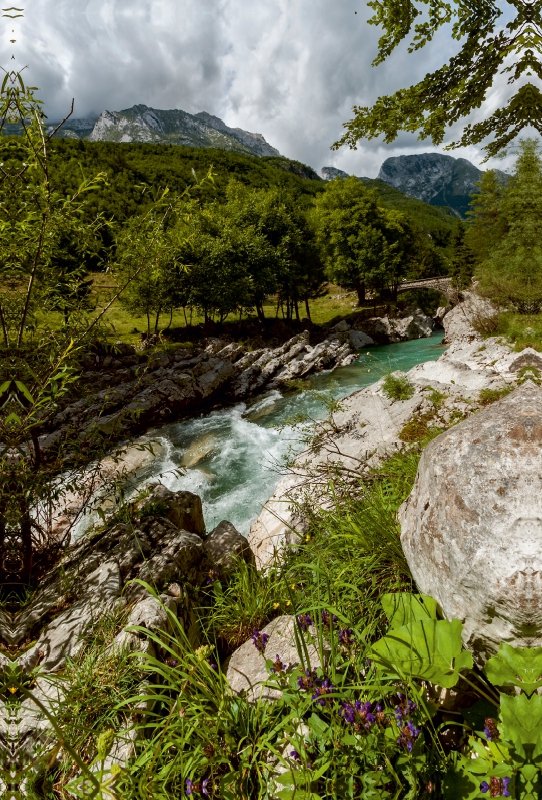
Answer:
47, 139, 458, 242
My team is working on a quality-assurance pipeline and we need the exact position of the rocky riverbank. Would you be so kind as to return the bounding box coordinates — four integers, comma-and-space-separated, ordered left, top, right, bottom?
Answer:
248, 293, 516, 567
41, 309, 435, 459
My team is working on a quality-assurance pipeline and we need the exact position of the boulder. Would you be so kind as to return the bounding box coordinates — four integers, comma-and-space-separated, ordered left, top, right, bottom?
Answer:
442, 291, 497, 345
399, 381, 542, 662
226, 615, 326, 702
349, 329, 374, 349
144, 484, 205, 535
204, 520, 255, 574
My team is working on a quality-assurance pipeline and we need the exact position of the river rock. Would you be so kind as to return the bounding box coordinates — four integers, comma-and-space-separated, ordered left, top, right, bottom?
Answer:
442, 291, 497, 345
349, 329, 374, 349
140, 484, 206, 535
204, 520, 255, 574
399, 381, 542, 661
226, 615, 326, 702
364, 310, 433, 344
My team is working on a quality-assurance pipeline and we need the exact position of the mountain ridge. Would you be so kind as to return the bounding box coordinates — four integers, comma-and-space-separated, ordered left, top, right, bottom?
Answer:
321, 153, 508, 217
48, 104, 281, 159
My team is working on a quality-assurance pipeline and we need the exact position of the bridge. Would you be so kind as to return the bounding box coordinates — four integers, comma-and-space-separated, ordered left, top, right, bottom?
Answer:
397, 276, 457, 302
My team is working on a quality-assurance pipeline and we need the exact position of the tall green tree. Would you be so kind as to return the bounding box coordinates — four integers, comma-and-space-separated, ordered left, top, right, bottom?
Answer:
314, 177, 410, 304
476, 139, 542, 313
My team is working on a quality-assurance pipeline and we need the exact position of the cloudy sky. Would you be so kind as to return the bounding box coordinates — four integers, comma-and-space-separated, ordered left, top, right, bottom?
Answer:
7, 0, 513, 176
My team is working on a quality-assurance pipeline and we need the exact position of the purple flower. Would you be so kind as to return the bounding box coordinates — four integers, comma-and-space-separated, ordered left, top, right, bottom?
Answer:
205, 569, 220, 585
185, 778, 193, 796
202, 778, 210, 797
480, 782, 489, 794
321, 610, 338, 629
502, 777, 511, 798
397, 719, 421, 752
251, 630, 270, 654
297, 668, 318, 691
270, 654, 287, 674
483, 717, 499, 742
297, 614, 313, 632
339, 628, 355, 646
311, 677, 335, 706
290, 749, 301, 762
339, 700, 376, 731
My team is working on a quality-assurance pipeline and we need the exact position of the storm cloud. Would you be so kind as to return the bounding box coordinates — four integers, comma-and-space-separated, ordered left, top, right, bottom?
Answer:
7, 0, 513, 176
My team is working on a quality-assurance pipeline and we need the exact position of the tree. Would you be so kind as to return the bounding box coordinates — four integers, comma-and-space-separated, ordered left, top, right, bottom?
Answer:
475, 139, 542, 313
0, 69, 197, 589
313, 177, 409, 304
333, 0, 542, 158
448, 220, 477, 289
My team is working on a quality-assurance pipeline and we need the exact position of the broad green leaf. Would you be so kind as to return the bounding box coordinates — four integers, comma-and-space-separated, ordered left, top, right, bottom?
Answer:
15, 380, 34, 404
381, 592, 439, 628
371, 618, 473, 688
484, 643, 542, 696
500, 694, 542, 762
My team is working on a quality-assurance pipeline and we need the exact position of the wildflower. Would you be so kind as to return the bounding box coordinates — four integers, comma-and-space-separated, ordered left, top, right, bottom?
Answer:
273, 602, 279, 609
339, 628, 355, 646
297, 613, 314, 631
480, 782, 489, 794
202, 778, 210, 797
205, 569, 220, 585
286, 600, 291, 606
339, 700, 376, 731
394, 693, 417, 724
291, 584, 296, 589
270, 654, 287, 674
251, 630, 270, 654
502, 777, 511, 797
297, 668, 318, 691
484, 717, 499, 741
290, 749, 301, 763
166, 658, 179, 668
397, 719, 421, 752
311, 676, 335, 706
206, 659, 218, 670
321, 610, 338, 629
185, 778, 193, 796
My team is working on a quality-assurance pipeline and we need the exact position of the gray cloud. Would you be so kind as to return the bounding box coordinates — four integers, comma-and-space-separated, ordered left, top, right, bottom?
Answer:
7, 0, 517, 176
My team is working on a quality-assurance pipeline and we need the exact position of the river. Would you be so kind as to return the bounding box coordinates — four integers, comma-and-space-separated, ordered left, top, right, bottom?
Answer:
116, 330, 446, 537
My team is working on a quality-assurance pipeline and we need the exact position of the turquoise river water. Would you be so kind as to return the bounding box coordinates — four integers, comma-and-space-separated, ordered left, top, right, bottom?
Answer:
125, 330, 447, 536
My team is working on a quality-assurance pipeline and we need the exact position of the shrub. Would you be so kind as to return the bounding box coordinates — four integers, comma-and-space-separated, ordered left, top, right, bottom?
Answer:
478, 385, 514, 406
381, 372, 415, 401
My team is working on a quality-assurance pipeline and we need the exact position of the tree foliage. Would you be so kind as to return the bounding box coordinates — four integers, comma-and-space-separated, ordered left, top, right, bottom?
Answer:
334, 0, 542, 157
473, 139, 542, 312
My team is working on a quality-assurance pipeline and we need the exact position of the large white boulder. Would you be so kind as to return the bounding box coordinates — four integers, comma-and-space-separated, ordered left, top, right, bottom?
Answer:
400, 380, 542, 662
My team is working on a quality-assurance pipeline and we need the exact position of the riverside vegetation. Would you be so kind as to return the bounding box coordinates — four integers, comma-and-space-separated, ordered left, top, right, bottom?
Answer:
3, 3, 542, 798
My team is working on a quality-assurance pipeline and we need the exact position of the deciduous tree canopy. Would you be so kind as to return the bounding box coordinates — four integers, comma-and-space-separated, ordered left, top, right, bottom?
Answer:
334, 0, 542, 157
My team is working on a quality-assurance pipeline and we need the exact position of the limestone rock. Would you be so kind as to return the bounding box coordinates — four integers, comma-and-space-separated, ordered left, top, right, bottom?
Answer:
226, 615, 326, 702
399, 381, 542, 661
204, 520, 255, 574
364, 311, 433, 344
349, 329, 374, 349
442, 291, 497, 345
143, 484, 205, 535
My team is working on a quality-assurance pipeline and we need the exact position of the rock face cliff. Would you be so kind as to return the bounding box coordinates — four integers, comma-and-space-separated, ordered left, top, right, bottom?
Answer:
377, 153, 484, 217
72, 104, 282, 156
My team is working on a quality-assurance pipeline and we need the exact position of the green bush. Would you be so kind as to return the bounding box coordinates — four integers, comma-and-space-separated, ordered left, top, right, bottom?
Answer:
381, 371, 415, 401
478, 385, 514, 406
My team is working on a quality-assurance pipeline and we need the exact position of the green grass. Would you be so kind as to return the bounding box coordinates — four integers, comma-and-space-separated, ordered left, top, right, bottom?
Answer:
490, 312, 542, 351
381, 371, 416, 401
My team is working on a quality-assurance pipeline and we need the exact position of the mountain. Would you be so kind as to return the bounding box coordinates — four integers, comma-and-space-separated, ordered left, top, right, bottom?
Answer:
321, 166, 349, 181
377, 153, 505, 217
48, 104, 281, 158
321, 153, 507, 217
